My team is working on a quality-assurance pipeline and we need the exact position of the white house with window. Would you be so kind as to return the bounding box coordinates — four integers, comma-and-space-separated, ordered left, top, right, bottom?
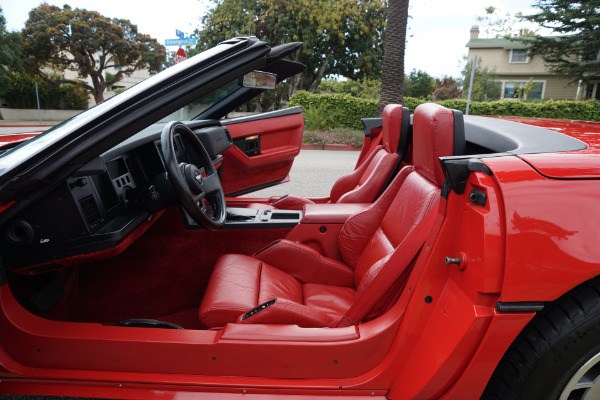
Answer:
465, 26, 596, 100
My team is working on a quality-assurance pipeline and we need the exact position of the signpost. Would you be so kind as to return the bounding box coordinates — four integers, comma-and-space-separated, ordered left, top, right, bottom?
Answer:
165, 38, 197, 46
166, 30, 195, 70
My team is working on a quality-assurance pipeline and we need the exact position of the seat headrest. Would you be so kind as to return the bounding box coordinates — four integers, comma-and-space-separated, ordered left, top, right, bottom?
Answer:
382, 104, 409, 153
412, 103, 465, 186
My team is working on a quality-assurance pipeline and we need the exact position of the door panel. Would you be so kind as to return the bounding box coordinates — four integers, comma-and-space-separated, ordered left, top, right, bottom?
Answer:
221, 107, 303, 196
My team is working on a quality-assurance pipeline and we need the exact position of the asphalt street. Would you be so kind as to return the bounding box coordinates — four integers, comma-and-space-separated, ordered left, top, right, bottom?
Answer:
241, 149, 359, 198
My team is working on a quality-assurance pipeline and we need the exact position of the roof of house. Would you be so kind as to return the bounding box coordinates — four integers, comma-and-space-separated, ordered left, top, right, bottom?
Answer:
466, 38, 531, 49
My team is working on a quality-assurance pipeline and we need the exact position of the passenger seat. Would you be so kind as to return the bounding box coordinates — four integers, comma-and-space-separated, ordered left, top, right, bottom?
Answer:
249, 104, 411, 210
199, 103, 465, 328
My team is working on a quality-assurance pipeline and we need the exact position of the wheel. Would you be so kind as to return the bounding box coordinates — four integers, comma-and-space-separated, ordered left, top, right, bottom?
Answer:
482, 276, 600, 400
160, 121, 226, 230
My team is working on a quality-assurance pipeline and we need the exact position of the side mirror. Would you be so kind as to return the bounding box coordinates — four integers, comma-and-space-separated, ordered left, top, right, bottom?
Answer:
242, 71, 277, 90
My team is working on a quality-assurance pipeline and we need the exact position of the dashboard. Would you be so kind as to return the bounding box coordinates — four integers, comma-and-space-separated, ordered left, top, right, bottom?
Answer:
1, 121, 233, 271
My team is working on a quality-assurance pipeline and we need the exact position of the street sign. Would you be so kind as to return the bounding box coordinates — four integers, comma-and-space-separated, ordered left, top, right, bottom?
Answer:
176, 29, 184, 39
165, 38, 197, 46
175, 48, 187, 64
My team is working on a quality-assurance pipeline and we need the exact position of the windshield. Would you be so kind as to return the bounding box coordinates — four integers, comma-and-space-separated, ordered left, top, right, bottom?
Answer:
0, 38, 257, 178
159, 79, 242, 122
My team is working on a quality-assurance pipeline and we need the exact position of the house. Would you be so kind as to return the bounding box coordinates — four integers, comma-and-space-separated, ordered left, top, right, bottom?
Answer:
63, 64, 151, 108
465, 26, 599, 100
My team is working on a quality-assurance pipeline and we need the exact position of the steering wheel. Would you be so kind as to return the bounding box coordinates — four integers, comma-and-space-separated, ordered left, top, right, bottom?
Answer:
161, 121, 226, 230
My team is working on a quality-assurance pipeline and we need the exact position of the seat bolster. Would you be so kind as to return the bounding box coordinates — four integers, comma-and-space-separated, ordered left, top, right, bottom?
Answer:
236, 298, 336, 328
330, 145, 385, 203
337, 152, 399, 204
255, 239, 354, 287
270, 194, 316, 210
338, 166, 413, 268
303, 283, 356, 318
198, 254, 261, 328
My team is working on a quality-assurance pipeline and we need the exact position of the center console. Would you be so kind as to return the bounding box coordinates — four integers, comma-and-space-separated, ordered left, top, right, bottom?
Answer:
225, 207, 302, 229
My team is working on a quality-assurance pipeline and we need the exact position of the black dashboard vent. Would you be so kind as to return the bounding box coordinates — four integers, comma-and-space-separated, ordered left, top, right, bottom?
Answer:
79, 195, 102, 227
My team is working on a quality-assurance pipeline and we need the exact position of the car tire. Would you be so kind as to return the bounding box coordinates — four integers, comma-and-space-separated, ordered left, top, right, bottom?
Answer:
481, 276, 600, 400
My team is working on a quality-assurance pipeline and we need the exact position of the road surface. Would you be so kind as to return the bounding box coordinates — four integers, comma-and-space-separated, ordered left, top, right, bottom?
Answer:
242, 149, 359, 198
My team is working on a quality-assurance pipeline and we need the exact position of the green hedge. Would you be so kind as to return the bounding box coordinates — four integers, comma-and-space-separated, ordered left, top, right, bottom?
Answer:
289, 91, 378, 130
289, 91, 600, 128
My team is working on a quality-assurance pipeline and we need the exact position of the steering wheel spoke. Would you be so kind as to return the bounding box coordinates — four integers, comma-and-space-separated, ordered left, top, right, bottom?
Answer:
203, 172, 223, 196
161, 122, 226, 230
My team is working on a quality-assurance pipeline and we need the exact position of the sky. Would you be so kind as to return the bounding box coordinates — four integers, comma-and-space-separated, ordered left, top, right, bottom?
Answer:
1, 0, 541, 79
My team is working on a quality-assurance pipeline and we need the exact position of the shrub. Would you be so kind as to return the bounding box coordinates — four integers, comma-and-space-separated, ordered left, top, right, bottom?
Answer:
290, 91, 600, 124
302, 129, 363, 148
3, 71, 88, 110
290, 91, 377, 130
303, 103, 333, 131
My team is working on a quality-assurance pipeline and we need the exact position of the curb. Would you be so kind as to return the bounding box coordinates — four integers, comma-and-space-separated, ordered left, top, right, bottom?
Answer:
301, 143, 360, 151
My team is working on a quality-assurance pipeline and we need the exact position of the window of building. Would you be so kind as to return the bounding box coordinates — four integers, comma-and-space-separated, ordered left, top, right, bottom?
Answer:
510, 49, 529, 63
585, 84, 595, 99
502, 81, 545, 100
529, 82, 544, 99
583, 50, 599, 62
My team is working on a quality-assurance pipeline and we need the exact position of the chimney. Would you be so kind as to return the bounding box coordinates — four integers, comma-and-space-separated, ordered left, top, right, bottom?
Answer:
470, 25, 480, 40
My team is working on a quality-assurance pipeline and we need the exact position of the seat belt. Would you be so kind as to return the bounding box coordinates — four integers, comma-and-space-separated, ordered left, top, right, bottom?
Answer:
337, 204, 439, 327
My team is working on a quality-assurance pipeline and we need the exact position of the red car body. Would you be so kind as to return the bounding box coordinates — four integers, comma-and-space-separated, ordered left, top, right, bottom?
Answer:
1, 38, 600, 400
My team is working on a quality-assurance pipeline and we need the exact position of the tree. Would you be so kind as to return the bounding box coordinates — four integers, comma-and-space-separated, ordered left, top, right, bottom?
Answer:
476, 6, 538, 38
0, 6, 23, 97
520, 1, 600, 84
404, 69, 434, 98
317, 78, 381, 101
376, 0, 410, 116
461, 59, 501, 101
3, 71, 88, 109
432, 77, 461, 101
21, 4, 166, 104
194, 0, 386, 95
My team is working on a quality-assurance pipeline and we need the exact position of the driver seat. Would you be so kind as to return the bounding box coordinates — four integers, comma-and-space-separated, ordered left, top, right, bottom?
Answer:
199, 103, 465, 328
249, 104, 411, 210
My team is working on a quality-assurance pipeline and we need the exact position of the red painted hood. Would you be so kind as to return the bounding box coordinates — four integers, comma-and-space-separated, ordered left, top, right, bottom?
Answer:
491, 116, 600, 179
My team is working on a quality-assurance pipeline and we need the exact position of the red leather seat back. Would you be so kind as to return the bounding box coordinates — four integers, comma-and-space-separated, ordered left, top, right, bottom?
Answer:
413, 103, 465, 186
382, 104, 405, 153
328, 104, 409, 204
338, 103, 464, 321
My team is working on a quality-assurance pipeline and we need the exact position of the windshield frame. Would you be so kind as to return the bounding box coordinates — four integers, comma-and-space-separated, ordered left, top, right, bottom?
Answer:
0, 37, 270, 203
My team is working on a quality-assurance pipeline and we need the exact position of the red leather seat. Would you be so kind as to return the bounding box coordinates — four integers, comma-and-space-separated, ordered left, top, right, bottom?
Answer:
199, 103, 465, 328
251, 104, 411, 210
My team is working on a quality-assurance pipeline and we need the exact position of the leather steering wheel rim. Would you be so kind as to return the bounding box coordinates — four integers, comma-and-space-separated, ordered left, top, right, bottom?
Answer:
160, 121, 226, 230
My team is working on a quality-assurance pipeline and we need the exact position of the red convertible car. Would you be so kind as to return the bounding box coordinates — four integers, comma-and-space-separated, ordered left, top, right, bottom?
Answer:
1, 37, 600, 400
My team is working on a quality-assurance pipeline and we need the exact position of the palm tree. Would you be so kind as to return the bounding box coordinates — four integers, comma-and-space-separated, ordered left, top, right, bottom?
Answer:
376, 0, 410, 116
